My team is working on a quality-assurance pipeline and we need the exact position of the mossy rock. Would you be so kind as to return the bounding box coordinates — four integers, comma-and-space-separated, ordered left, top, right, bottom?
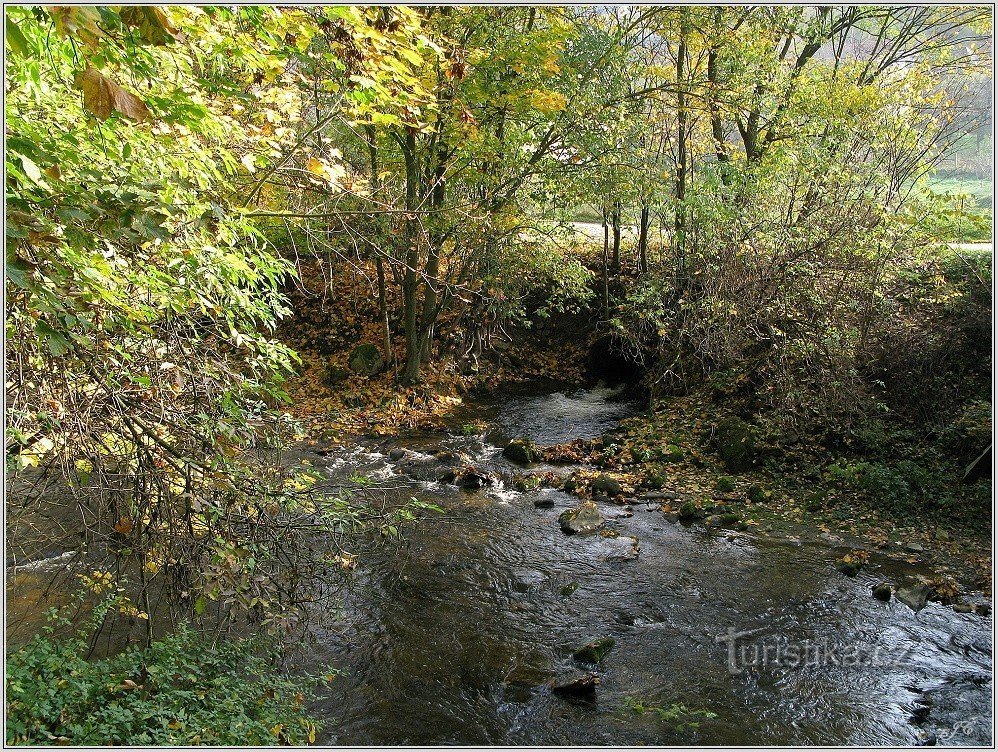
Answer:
661, 444, 684, 463
716, 476, 736, 493
320, 361, 350, 388
503, 438, 538, 464
348, 343, 384, 376
562, 474, 579, 493
720, 512, 741, 525
559, 502, 603, 535
514, 474, 543, 493
872, 582, 892, 602
591, 474, 622, 497
835, 558, 863, 577
646, 472, 667, 490
560, 582, 579, 597
678, 502, 703, 521
746, 484, 769, 504
572, 636, 615, 664
716, 416, 756, 472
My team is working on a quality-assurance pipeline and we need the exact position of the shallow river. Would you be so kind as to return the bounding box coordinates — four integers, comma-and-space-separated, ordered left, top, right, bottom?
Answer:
294, 385, 993, 746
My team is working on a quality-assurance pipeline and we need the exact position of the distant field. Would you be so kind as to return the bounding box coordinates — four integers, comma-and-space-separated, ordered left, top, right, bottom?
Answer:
925, 176, 993, 208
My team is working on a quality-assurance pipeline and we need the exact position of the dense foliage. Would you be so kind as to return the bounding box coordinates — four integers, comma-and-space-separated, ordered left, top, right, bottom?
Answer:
7, 622, 323, 745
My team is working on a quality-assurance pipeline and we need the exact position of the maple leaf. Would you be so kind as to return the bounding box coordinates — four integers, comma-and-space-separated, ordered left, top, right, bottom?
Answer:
73, 67, 150, 123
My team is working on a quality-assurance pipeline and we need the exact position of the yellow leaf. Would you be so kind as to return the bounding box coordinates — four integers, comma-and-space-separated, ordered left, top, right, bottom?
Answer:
305, 157, 326, 178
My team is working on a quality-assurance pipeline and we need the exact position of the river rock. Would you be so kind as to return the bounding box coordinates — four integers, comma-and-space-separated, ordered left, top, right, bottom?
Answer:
905, 542, 925, 553
348, 343, 384, 376
872, 582, 893, 602
572, 636, 615, 663
533, 496, 555, 508
678, 501, 703, 521
953, 602, 974, 613
457, 467, 492, 489
559, 502, 603, 535
551, 673, 600, 698
591, 474, 622, 497
514, 474, 543, 492
600, 535, 640, 561
897, 583, 932, 612
560, 582, 579, 597
512, 569, 546, 593
715, 416, 756, 472
503, 438, 538, 464
388, 448, 407, 461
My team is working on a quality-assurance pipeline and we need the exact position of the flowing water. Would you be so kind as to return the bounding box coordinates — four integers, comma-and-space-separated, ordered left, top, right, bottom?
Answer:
5, 384, 992, 745
291, 385, 994, 746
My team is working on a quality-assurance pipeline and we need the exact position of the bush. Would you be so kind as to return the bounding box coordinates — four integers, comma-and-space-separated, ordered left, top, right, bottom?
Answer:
6, 625, 326, 746
825, 459, 951, 516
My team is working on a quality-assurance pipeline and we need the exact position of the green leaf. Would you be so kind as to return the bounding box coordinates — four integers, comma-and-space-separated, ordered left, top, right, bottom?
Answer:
5, 17, 30, 57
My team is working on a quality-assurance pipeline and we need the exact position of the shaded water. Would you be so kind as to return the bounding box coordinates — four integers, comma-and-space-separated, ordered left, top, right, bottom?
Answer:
295, 386, 994, 746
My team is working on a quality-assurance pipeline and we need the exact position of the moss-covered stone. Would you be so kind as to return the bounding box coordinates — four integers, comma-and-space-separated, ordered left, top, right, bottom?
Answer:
678, 501, 703, 521
572, 636, 615, 663
591, 474, 622, 497
716, 476, 736, 493
747, 484, 769, 504
559, 502, 603, 535
716, 416, 755, 472
503, 438, 537, 464
347, 343, 384, 376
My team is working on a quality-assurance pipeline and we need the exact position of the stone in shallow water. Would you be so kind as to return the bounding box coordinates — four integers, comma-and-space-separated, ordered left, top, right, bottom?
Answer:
872, 582, 893, 602
572, 636, 615, 663
551, 673, 600, 698
897, 583, 931, 612
559, 502, 603, 535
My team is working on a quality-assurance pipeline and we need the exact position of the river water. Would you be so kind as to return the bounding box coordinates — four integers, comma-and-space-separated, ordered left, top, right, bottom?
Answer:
290, 385, 994, 746
5, 384, 992, 745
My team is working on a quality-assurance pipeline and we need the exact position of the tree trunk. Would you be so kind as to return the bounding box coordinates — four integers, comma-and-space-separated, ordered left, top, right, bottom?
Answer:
637, 204, 650, 274
601, 206, 610, 317
675, 11, 689, 286
400, 129, 422, 386
365, 125, 394, 370
611, 200, 622, 271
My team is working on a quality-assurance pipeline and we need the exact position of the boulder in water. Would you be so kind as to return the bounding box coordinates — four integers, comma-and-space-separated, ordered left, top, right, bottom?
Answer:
454, 466, 491, 489
591, 474, 622, 497
348, 343, 384, 376
572, 636, 615, 663
678, 501, 703, 521
897, 583, 932, 612
512, 569, 546, 593
559, 502, 603, 535
872, 582, 893, 602
503, 438, 538, 464
388, 448, 407, 461
533, 496, 555, 508
551, 673, 600, 698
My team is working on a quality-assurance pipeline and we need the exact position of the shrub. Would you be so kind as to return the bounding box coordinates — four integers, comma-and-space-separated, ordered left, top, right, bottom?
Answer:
6, 625, 326, 746
825, 459, 951, 516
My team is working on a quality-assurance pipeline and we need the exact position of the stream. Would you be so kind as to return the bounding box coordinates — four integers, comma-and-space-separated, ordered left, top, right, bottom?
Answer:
290, 384, 993, 746
4, 384, 992, 745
